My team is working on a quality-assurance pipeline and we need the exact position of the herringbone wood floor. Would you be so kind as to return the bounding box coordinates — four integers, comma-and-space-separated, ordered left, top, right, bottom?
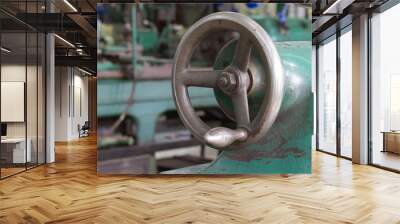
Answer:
1, 135, 400, 224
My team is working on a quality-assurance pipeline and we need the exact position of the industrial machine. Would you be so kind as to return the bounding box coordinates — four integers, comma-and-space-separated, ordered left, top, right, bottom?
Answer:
97, 4, 312, 174
97, 5, 225, 173
168, 12, 312, 174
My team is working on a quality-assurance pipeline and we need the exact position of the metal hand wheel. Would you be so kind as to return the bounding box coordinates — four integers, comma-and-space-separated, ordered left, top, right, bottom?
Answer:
172, 12, 284, 149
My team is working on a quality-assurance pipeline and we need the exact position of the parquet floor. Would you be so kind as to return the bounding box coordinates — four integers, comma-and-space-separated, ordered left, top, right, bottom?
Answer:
1, 167, 26, 178
1, 135, 400, 223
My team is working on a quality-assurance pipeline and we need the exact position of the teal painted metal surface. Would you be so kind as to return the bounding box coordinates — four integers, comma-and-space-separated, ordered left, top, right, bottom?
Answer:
97, 60, 120, 72
98, 79, 218, 144
138, 28, 159, 54
167, 41, 313, 174
131, 6, 137, 73
252, 16, 311, 42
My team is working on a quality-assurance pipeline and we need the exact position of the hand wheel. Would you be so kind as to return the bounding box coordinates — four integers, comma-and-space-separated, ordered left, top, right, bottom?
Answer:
172, 12, 284, 149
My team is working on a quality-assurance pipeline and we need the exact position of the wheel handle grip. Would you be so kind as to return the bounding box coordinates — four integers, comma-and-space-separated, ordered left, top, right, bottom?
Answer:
204, 127, 248, 148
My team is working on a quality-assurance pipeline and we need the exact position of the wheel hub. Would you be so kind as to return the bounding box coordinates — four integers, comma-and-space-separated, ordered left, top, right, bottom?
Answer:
217, 67, 250, 96
217, 71, 237, 94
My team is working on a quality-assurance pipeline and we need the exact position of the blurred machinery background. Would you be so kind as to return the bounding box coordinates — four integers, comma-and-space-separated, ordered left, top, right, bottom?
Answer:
97, 3, 311, 174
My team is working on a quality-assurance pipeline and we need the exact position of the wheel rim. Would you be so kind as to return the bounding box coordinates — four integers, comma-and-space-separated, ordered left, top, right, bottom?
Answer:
172, 12, 284, 149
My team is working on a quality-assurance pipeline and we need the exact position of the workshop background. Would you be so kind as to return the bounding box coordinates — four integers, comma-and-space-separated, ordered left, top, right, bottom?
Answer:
97, 3, 312, 174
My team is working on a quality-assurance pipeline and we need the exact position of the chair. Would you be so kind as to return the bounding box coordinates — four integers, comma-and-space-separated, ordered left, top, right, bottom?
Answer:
79, 121, 90, 138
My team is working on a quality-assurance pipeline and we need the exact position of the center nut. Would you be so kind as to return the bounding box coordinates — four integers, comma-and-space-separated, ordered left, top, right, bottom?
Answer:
217, 71, 237, 94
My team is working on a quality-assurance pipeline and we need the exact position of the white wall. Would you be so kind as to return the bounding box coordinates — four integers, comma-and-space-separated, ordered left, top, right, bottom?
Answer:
71, 73, 89, 138
55, 67, 89, 141
1, 65, 38, 137
1, 64, 46, 164
1, 82, 25, 122
55, 67, 69, 141
1, 65, 26, 134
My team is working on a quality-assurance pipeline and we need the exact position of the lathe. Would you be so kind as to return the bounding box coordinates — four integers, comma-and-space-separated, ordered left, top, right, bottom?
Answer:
167, 12, 312, 174
97, 7, 312, 174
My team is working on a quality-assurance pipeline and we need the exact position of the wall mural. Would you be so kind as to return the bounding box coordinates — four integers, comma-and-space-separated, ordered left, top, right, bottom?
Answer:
97, 3, 313, 174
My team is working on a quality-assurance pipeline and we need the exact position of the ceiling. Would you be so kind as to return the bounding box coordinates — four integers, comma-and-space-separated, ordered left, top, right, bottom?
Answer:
0, 0, 97, 73
312, 0, 391, 44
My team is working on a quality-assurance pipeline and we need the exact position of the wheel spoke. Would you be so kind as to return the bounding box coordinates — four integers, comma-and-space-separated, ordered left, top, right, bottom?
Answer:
232, 35, 252, 72
231, 87, 250, 128
180, 69, 222, 88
